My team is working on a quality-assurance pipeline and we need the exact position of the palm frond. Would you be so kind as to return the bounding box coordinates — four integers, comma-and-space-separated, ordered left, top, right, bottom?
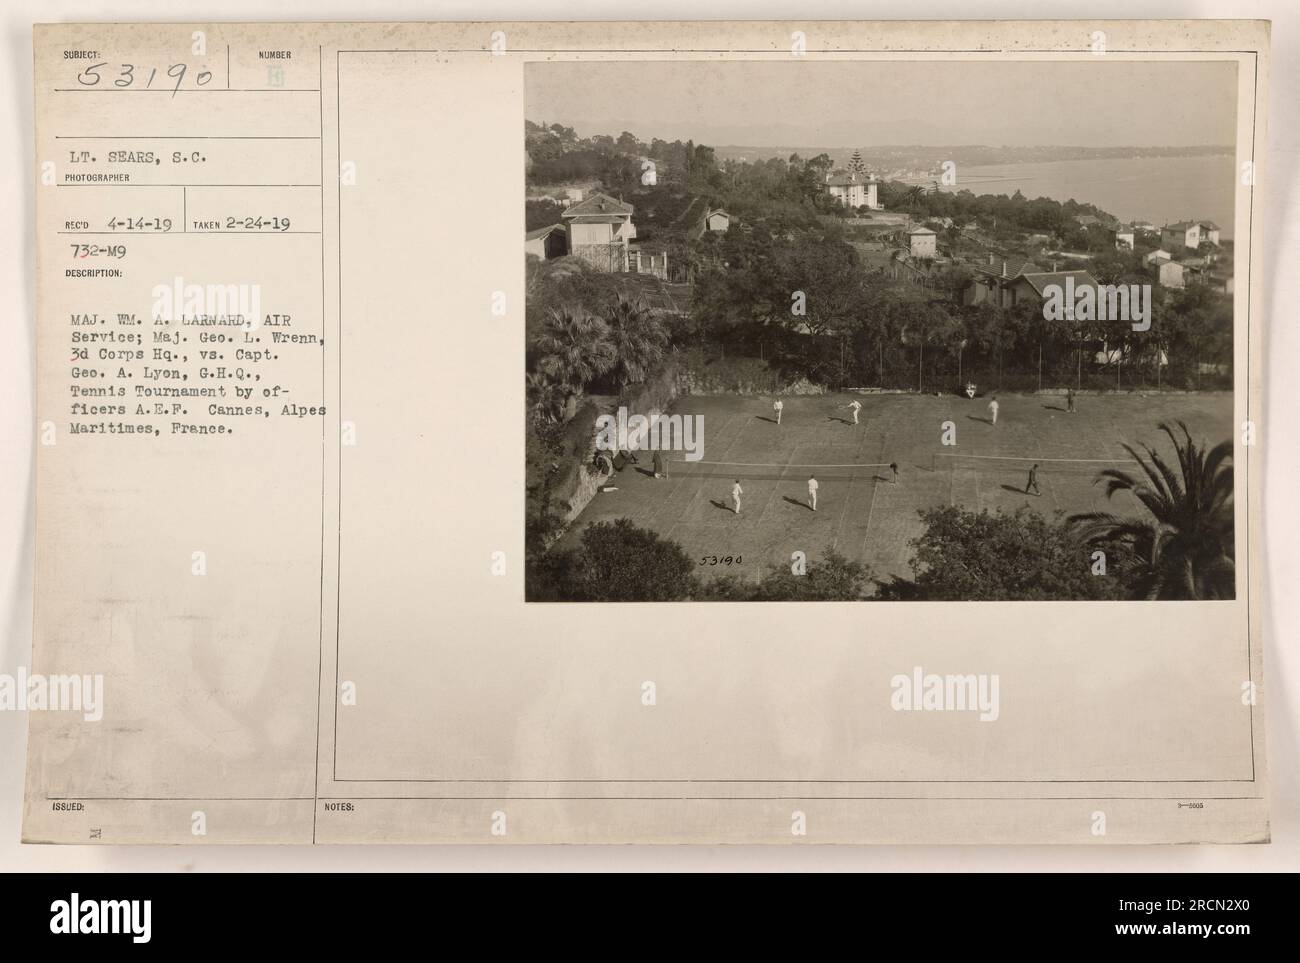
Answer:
1071, 422, 1235, 600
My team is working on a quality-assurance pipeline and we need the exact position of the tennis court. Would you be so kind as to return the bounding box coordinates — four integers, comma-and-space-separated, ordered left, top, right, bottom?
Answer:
563, 391, 1234, 584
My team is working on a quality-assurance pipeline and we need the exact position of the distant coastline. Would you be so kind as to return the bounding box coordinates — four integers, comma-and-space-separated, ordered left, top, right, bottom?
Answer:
706, 145, 1235, 237
939, 154, 1236, 238
711, 144, 1234, 167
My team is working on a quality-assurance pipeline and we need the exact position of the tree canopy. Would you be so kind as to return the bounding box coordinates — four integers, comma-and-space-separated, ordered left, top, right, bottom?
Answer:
883, 505, 1126, 601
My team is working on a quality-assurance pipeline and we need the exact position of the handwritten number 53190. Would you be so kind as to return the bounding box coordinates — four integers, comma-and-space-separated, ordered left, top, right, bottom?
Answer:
76, 62, 214, 96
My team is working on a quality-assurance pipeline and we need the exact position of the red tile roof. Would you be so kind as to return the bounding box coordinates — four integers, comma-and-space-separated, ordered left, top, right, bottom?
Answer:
972, 258, 1043, 280
826, 172, 879, 187
1017, 270, 1101, 297
562, 192, 633, 217
525, 223, 566, 241
564, 215, 628, 225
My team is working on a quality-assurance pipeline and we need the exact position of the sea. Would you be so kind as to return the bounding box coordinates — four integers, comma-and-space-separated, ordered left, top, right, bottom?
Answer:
934, 154, 1237, 238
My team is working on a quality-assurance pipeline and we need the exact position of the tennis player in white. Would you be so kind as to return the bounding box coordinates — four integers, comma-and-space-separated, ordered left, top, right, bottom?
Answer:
807, 475, 819, 511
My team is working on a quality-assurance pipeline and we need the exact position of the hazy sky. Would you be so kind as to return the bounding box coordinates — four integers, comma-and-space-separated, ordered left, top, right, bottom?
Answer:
525, 60, 1237, 149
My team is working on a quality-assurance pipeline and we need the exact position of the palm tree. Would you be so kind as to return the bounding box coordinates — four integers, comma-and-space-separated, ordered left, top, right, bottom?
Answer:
525, 372, 565, 426
535, 306, 616, 420
1069, 421, 1234, 599
604, 293, 669, 391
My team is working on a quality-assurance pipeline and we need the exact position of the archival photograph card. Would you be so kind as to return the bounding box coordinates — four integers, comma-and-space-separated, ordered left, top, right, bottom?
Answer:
24, 19, 1268, 844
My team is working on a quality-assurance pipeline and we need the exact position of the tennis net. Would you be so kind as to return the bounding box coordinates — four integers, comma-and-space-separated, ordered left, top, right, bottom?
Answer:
658, 460, 894, 483
931, 452, 1142, 476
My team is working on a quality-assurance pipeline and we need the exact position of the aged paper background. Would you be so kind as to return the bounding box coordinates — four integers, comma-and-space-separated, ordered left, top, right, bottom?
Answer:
8, 13, 1281, 853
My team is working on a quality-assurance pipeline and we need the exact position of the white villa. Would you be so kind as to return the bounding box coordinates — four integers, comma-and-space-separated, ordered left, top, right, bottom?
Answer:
1161, 220, 1221, 251
825, 171, 882, 210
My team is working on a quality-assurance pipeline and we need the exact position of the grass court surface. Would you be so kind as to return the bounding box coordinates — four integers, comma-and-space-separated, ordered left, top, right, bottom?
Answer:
563, 392, 1233, 584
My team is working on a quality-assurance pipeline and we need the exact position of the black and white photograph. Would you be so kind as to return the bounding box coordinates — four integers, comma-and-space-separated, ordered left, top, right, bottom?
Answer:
525, 59, 1237, 602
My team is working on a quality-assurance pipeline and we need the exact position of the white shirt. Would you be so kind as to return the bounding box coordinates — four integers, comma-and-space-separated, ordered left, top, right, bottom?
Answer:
808, 479, 819, 493
732, 483, 743, 497
849, 401, 861, 411
773, 401, 783, 410
988, 400, 999, 411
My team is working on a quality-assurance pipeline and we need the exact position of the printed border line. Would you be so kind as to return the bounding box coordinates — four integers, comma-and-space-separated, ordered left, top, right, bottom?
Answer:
313, 43, 327, 844
317, 795, 1266, 802
327, 47, 1261, 790
333, 50, 342, 786
44, 794, 1265, 802
1246, 50, 1257, 782
328, 777, 1259, 784
336, 48, 1262, 55
46, 796, 315, 801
